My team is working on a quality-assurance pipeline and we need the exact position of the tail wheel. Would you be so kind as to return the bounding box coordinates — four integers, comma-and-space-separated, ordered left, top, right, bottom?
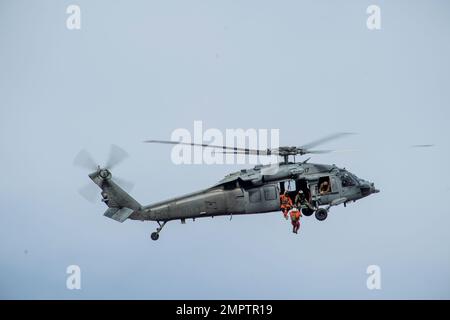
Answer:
151, 232, 159, 241
315, 208, 328, 221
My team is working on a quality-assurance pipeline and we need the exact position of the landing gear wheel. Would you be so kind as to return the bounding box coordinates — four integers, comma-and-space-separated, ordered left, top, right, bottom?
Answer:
302, 208, 314, 216
151, 221, 167, 241
315, 208, 328, 221
151, 232, 159, 241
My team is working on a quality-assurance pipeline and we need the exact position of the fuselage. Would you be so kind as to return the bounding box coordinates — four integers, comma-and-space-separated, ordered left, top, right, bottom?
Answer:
129, 162, 379, 222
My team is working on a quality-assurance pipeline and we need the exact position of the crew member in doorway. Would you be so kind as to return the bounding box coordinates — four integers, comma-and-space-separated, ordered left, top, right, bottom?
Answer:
295, 190, 315, 211
280, 191, 292, 220
289, 205, 302, 234
319, 180, 331, 195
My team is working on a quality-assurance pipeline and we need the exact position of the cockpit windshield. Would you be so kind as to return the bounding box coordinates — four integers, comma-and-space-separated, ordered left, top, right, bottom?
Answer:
340, 171, 359, 187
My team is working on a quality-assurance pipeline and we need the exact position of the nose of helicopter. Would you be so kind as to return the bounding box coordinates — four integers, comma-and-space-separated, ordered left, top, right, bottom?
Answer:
360, 181, 379, 196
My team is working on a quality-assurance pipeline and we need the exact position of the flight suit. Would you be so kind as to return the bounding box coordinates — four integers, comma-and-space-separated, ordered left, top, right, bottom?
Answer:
289, 208, 302, 234
295, 193, 315, 211
280, 194, 293, 219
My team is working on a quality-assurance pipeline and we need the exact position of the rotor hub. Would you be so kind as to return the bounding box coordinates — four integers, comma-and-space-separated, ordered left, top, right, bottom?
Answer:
99, 169, 111, 179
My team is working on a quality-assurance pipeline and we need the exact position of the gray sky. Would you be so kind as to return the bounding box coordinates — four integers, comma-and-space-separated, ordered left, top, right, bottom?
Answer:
1, 0, 449, 299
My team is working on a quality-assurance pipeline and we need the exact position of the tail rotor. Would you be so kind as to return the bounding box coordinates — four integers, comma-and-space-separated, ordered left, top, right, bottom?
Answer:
74, 145, 134, 203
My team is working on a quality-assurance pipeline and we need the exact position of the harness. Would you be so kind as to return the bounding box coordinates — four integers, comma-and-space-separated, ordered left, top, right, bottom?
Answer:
290, 209, 300, 221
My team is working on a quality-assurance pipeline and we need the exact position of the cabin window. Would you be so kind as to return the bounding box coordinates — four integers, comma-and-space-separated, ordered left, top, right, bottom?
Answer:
285, 180, 296, 192
249, 189, 261, 203
264, 186, 277, 201
318, 176, 332, 194
280, 180, 296, 194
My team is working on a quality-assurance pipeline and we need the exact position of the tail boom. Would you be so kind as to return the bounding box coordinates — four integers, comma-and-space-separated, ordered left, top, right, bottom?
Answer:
89, 169, 141, 222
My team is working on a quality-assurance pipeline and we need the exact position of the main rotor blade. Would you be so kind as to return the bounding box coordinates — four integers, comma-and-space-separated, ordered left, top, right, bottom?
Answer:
105, 145, 129, 170
300, 132, 355, 150
145, 134, 356, 158
78, 183, 99, 203
411, 144, 434, 148
306, 148, 360, 154
145, 140, 271, 155
211, 150, 272, 156
305, 149, 332, 154
73, 149, 97, 171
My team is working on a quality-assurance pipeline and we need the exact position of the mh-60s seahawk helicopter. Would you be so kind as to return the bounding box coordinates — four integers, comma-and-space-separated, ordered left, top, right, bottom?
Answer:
75, 133, 379, 240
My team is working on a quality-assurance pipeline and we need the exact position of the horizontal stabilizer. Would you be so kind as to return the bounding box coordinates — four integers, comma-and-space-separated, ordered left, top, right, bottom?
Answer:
104, 207, 134, 223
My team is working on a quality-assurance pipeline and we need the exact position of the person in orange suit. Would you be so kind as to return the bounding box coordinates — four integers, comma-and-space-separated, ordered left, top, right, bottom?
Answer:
289, 205, 302, 234
280, 191, 293, 220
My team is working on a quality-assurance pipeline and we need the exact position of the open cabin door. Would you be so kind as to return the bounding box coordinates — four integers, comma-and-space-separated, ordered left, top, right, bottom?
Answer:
313, 176, 341, 205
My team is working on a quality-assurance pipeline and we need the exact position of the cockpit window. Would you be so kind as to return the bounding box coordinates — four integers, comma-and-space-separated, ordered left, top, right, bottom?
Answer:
341, 173, 356, 187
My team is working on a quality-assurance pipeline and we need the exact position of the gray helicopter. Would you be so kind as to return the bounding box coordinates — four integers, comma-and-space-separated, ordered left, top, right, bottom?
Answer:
75, 133, 379, 240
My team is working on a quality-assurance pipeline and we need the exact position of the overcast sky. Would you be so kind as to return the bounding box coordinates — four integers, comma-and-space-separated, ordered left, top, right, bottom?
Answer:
1, 0, 449, 299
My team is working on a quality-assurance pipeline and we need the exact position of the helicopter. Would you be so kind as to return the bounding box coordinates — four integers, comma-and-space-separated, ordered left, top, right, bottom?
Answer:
74, 133, 380, 241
